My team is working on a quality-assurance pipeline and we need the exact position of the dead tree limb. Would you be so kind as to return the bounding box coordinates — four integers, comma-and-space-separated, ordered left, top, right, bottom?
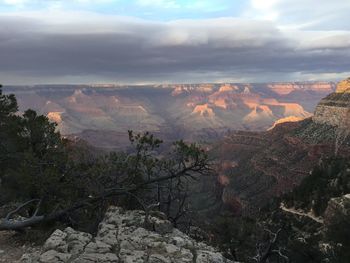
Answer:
5, 199, 40, 220
0, 164, 206, 231
253, 228, 288, 263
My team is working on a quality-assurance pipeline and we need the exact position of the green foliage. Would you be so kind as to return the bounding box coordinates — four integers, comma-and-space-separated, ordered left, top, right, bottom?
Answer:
0, 85, 18, 119
206, 156, 350, 263
324, 197, 350, 262
0, 85, 22, 169
265, 157, 350, 263
208, 214, 258, 261
126, 130, 163, 185
0, 86, 210, 232
0, 86, 71, 213
286, 157, 350, 216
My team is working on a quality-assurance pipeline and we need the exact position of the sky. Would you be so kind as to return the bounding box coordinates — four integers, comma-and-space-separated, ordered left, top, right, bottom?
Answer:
0, 0, 350, 84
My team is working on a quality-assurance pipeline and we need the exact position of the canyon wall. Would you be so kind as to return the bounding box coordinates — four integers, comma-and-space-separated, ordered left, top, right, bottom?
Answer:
313, 78, 350, 129
210, 78, 350, 215
4, 81, 335, 149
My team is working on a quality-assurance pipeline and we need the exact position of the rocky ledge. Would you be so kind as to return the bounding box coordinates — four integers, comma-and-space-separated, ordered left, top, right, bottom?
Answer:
313, 78, 350, 129
21, 207, 234, 263
335, 78, 350, 93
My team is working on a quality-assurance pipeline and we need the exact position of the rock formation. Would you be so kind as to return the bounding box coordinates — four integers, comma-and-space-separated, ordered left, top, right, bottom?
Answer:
267, 82, 334, 96
324, 194, 350, 226
313, 78, 350, 129
268, 116, 305, 130
210, 78, 350, 215
4, 81, 335, 149
335, 78, 350, 93
21, 207, 234, 263
192, 104, 215, 117
47, 112, 63, 124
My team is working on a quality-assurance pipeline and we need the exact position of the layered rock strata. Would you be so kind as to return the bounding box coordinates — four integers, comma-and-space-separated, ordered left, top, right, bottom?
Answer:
313, 78, 350, 129
211, 78, 350, 215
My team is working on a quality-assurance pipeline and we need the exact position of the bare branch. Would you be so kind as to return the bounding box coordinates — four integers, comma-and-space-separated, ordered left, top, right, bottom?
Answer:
33, 199, 42, 217
253, 228, 284, 263
5, 199, 40, 220
0, 141, 210, 232
272, 248, 289, 263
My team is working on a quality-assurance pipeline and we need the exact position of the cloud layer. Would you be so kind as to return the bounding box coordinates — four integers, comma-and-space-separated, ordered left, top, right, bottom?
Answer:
0, 0, 350, 84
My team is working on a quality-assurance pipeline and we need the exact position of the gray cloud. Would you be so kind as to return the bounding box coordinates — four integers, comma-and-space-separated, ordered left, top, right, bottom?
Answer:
0, 13, 350, 84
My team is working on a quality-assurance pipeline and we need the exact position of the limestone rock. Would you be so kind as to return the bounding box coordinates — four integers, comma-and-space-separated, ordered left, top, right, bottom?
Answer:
96, 223, 118, 246
72, 253, 119, 263
335, 78, 350, 93
65, 227, 93, 254
39, 250, 71, 263
149, 216, 173, 234
196, 250, 232, 263
21, 251, 41, 263
118, 249, 146, 263
84, 241, 112, 254
148, 254, 171, 263
43, 230, 68, 252
22, 206, 234, 263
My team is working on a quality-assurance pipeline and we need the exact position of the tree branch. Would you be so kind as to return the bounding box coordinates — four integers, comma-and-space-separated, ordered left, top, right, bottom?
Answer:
5, 199, 40, 220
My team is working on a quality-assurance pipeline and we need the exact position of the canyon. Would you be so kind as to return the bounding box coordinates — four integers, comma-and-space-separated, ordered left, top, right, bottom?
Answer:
1, 81, 349, 262
4, 80, 348, 215
212, 79, 350, 215
4, 82, 335, 149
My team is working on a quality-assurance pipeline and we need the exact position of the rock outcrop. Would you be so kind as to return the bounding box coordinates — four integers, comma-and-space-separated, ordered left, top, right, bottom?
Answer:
21, 207, 234, 263
313, 78, 350, 129
335, 78, 350, 93
267, 116, 305, 131
192, 104, 215, 117
324, 194, 350, 226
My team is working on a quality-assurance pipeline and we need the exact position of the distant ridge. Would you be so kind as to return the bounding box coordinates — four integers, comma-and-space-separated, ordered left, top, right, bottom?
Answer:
4, 81, 336, 149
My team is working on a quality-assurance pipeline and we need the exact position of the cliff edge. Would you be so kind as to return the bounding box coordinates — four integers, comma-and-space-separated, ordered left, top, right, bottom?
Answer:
313, 78, 350, 129
335, 78, 350, 93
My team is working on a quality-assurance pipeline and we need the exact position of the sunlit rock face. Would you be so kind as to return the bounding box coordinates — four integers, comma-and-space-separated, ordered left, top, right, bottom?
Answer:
192, 104, 215, 117
21, 207, 235, 263
47, 112, 63, 124
268, 116, 306, 130
335, 78, 350, 93
268, 82, 334, 96
4, 81, 335, 149
313, 78, 350, 129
